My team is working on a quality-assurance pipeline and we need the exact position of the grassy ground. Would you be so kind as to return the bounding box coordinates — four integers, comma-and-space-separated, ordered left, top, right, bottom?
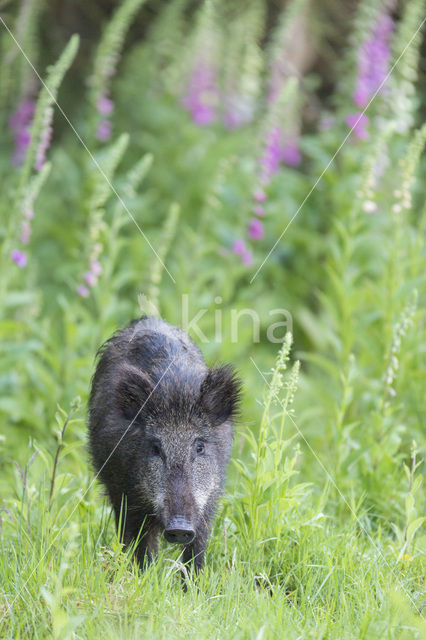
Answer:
1, 458, 425, 639
1, 344, 425, 639
2, 515, 424, 640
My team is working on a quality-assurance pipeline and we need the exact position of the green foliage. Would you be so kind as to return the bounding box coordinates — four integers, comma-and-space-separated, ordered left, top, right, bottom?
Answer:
145, 202, 180, 314
230, 334, 307, 550
18, 34, 79, 200
391, 0, 426, 132
0, 0, 44, 116
89, 0, 147, 138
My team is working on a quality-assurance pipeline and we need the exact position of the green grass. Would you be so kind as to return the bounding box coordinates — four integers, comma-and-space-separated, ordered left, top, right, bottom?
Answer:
1, 443, 425, 640
1, 343, 425, 639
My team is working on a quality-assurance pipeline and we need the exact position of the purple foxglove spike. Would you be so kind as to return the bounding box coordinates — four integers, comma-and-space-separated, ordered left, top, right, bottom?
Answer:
90, 260, 103, 276
253, 205, 265, 217
281, 140, 301, 167
346, 112, 369, 139
353, 10, 394, 108
84, 272, 98, 287
20, 221, 32, 245
248, 218, 264, 240
97, 95, 114, 116
254, 189, 267, 203
77, 285, 90, 298
232, 239, 246, 255
241, 248, 253, 266
96, 120, 112, 142
182, 61, 218, 126
11, 249, 27, 268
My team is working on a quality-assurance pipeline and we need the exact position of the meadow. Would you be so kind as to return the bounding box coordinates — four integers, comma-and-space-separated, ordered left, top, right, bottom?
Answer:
0, 0, 425, 638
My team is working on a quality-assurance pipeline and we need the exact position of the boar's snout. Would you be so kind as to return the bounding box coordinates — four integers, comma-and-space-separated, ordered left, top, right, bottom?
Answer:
164, 516, 195, 544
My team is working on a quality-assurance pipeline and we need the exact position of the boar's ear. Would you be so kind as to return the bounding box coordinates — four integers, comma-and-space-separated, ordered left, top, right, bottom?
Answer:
200, 364, 241, 426
114, 364, 154, 422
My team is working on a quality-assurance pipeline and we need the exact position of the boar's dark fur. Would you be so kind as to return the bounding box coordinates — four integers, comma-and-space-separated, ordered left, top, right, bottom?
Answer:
88, 316, 241, 572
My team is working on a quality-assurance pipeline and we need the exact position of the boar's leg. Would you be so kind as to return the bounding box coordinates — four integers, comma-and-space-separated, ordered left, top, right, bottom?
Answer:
133, 524, 160, 568
113, 502, 159, 568
182, 532, 208, 573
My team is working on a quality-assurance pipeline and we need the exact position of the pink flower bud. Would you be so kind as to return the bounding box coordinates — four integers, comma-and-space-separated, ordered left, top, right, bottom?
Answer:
11, 249, 27, 268
254, 189, 267, 203
77, 285, 90, 298
97, 96, 114, 116
90, 260, 103, 276
84, 271, 98, 287
20, 221, 32, 245
241, 248, 253, 266
248, 218, 264, 240
96, 120, 112, 142
253, 205, 265, 217
232, 239, 246, 255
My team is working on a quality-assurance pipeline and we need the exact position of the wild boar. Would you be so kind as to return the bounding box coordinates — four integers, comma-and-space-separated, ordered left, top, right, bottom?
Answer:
88, 316, 241, 572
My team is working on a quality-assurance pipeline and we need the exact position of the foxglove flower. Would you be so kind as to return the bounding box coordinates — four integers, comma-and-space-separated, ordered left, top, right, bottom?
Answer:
348, 6, 394, 139
346, 112, 369, 139
11, 195, 39, 267
281, 139, 302, 167
97, 95, 114, 116
182, 61, 218, 126
354, 13, 394, 108
260, 127, 302, 182
232, 238, 253, 266
77, 242, 103, 298
254, 189, 267, 203
223, 94, 254, 130
11, 249, 27, 268
77, 285, 90, 298
241, 248, 253, 266
238, 126, 301, 263
95, 94, 114, 142
253, 204, 265, 217
20, 221, 32, 244
8, 99, 35, 167
84, 271, 98, 287
35, 106, 53, 171
233, 239, 246, 255
90, 260, 103, 277
96, 120, 112, 142
92, 44, 119, 143
248, 218, 264, 240
260, 127, 285, 178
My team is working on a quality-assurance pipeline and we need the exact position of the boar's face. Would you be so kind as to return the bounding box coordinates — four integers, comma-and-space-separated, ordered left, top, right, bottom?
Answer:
141, 419, 228, 543
115, 363, 241, 543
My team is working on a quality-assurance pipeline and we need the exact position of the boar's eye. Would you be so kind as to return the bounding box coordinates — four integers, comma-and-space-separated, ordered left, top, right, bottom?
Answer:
194, 440, 205, 456
150, 442, 162, 457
